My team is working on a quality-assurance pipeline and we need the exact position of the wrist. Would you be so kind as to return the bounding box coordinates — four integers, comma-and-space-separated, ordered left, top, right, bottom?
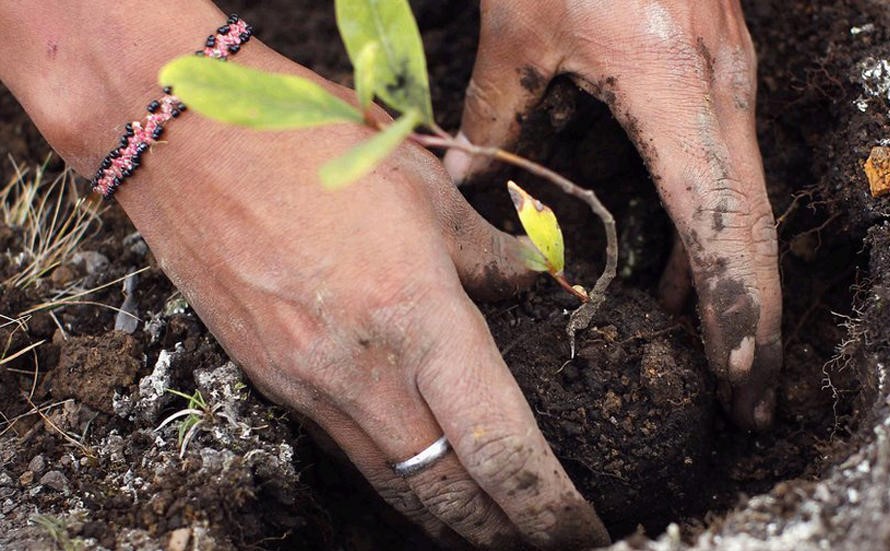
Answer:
0, 1, 230, 174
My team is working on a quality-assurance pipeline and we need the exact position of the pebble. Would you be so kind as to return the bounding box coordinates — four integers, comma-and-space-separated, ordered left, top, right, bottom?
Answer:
71, 251, 110, 275
28, 454, 46, 474
39, 470, 70, 493
167, 527, 191, 551
18, 471, 33, 486
124, 231, 149, 257
865, 146, 890, 198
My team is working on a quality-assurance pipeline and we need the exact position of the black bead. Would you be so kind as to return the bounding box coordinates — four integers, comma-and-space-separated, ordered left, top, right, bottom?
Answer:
152, 126, 164, 140
110, 149, 121, 159
137, 143, 149, 154
239, 32, 250, 42
171, 109, 181, 118
101, 157, 112, 169
227, 14, 239, 24
163, 86, 172, 95
245, 25, 253, 35
131, 158, 140, 168
206, 35, 216, 48
112, 177, 121, 188
228, 44, 240, 54
121, 168, 132, 178
218, 25, 230, 35
177, 103, 187, 112
147, 100, 160, 113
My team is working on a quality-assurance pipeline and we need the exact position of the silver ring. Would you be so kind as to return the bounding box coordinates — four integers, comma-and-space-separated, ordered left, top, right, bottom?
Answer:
392, 435, 451, 477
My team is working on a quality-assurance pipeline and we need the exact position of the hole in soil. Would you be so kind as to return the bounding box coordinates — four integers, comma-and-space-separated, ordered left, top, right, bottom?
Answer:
464, 78, 867, 540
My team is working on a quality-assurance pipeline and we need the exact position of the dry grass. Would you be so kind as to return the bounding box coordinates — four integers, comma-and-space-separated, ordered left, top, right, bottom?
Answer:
1, 156, 101, 289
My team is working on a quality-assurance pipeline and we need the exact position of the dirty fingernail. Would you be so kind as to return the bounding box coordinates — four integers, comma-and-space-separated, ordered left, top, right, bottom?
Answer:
728, 336, 756, 382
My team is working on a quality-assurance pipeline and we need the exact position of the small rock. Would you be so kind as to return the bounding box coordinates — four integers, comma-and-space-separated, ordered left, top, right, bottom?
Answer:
27, 454, 46, 474
71, 250, 110, 275
18, 471, 33, 486
50, 264, 77, 286
865, 146, 890, 198
124, 231, 149, 257
166, 527, 191, 551
39, 470, 70, 493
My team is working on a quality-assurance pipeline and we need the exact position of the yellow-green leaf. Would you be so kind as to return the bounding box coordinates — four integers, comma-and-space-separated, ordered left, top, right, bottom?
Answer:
319, 110, 421, 189
517, 238, 550, 273
507, 181, 565, 274
354, 42, 380, 112
159, 56, 363, 130
335, 0, 434, 124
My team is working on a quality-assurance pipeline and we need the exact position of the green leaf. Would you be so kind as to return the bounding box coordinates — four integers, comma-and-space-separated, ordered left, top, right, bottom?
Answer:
319, 110, 421, 189
507, 181, 565, 274
517, 238, 550, 273
159, 56, 363, 130
335, 0, 434, 124
354, 42, 380, 112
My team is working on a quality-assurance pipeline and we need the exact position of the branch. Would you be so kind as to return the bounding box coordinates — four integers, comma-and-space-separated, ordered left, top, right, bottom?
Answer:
413, 133, 617, 317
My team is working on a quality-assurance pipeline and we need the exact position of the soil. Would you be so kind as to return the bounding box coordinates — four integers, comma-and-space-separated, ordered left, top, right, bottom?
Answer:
0, 0, 888, 550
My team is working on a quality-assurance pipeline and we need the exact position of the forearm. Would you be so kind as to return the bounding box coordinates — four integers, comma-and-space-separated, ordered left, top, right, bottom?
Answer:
0, 1, 352, 228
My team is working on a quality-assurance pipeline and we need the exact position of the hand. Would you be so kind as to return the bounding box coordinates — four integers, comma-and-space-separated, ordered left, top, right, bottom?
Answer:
445, 0, 782, 430
0, 2, 610, 547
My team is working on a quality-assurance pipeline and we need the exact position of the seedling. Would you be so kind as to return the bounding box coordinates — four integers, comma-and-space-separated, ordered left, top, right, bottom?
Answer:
156, 388, 219, 458
159, 0, 618, 318
507, 181, 589, 302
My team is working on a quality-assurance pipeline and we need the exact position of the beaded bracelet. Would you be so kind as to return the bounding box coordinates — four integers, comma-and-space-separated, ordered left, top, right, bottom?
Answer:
91, 14, 252, 198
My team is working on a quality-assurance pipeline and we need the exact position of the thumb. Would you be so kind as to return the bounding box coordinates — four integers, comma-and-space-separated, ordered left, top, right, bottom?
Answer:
443, 3, 557, 184
413, 147, 536, 300
440, 183, 537, 302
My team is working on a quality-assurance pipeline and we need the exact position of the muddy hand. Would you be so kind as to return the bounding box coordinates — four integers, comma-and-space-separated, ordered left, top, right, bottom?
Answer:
0, 1, 611, 546
444, 0, 782, 430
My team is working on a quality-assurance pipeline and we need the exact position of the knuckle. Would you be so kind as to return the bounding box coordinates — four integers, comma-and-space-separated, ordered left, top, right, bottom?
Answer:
465, 76, 502, 123
465, 432, 536, 490
419, 477, 496, 531
373, 478, 428, 519
697, 181, 753, 234
752, 213, 779, 258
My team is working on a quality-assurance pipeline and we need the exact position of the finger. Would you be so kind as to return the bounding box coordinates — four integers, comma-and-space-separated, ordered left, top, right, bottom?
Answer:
415, 291, 611, 549
658, 230, 693, 314
324, 332, 521, 548
301, 400, 458, 544
710, 36, 782, 427
443, 1, 558, 184
580, 41, 778, 430
411, 148, 537, 301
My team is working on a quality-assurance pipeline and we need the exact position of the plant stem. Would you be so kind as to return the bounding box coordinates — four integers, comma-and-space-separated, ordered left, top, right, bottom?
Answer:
553, 273, 590, 303
412, 133, 618, 308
